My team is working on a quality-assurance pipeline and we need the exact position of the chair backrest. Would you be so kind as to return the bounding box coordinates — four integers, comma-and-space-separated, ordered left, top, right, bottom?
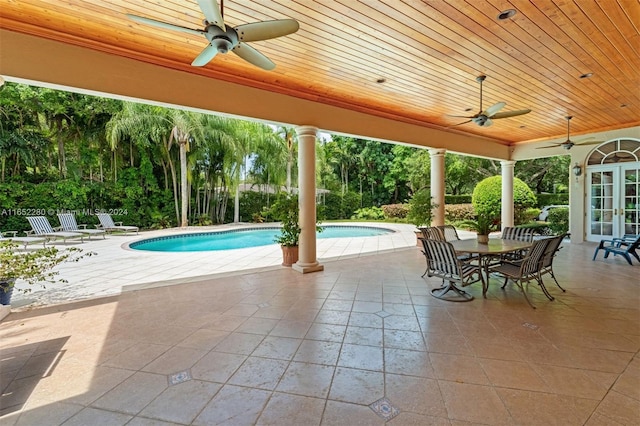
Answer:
419, 226, 444, 241
502, 227, 534, 242
97, 213, 116, 228
422, 238, 461, 278
58, 213, 79, 231
27, 216, 55, 234
541, 234, 565, 268
627, 234, 640, 250
437, 225, 461, 242
520, 238, 550, 276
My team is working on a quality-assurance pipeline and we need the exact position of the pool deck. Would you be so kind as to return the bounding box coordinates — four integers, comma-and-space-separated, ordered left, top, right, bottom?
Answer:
10, 222, 433, 309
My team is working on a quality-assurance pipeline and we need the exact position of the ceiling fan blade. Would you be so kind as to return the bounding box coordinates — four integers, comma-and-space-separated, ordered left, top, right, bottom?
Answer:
536, 144, 562, 149
491, 109, 531, 119
191, 45, 218, 66
232, 43, 275, 70
197, 0, 225, 30
481, 118, 493, 127
575, 140, 604, 147
127, 14, 204, 36
485, 102, 506, 117
448, 120, 473, 127
447, 114, 475, 119
235, 19, 300, 42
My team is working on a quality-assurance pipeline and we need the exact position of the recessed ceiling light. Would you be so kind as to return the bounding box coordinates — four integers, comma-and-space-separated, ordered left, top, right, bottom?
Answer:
376, 78, 386, 84
579, 73, 593, 79
497, 9, 517, 20
519, 125, 526, 128
464, 108, 473, 112
620, 104, 627, 108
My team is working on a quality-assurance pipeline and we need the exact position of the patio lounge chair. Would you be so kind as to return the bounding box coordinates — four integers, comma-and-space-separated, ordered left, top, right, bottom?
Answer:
96, 213, 139, 235
58, 213, 106, 240
0, 231, 47, 249
592, 234, 640, 265
538, 233, 567, 294
26, 216, 84, 243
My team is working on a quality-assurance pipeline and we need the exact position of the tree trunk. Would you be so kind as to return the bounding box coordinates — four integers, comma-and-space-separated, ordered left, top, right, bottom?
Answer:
180, 140, 188, 228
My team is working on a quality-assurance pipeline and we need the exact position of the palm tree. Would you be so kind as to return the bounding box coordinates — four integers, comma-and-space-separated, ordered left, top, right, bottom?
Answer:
276, 126, 297, 194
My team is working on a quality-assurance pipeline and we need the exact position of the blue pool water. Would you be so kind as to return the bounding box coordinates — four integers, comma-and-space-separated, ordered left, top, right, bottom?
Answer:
130, 225, 394, 252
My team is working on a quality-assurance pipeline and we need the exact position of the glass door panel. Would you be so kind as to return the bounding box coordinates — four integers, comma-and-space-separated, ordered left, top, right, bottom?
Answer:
623, 165, 640, 235
587, 163, 640, 241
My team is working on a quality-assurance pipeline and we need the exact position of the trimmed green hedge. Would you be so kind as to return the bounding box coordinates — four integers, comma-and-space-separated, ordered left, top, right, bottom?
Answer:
472, 176, 537, 226
537, 193, 569, 207
445, 194, 472, 204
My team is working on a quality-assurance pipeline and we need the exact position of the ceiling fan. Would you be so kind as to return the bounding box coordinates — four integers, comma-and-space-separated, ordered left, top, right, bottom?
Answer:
449, 75, 531, 127
536, 116, 602, 150
126, 0, 299, 70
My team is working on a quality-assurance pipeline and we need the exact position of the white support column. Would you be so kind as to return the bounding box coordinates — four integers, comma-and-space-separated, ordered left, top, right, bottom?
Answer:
292, 125, 324, 274
501, 160, 516, 230
429, 149, 446, 226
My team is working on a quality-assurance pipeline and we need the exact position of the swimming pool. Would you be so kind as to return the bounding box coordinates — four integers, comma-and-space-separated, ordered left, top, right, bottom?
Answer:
129, 225, 394, 252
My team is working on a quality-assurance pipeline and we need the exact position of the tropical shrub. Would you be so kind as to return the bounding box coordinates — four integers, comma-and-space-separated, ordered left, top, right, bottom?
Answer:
444, 194, 472, 204
381, 204, 409, 219
406, 188, 436, 227
352, 206, 385, 220
472, 176, 537, 225
537, 193, 569, 207
547, 207, 569, 235
323, 191, 361, 220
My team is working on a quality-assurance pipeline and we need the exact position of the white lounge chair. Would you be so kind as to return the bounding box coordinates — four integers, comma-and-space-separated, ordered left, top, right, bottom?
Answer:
58, 213, 106, 240
0, 231, 47, 249
26, 216, 84, 243
96, 213, 139, 235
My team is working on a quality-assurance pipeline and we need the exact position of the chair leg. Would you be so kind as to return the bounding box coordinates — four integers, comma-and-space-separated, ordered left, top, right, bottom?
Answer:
623, 253, 633, 265
514, 280, 536, 309
549, 269, 565, 292
537, 276, 555, 301
501, 277, 509, 289
631, 250, 640, 263
592, 241, 605, 260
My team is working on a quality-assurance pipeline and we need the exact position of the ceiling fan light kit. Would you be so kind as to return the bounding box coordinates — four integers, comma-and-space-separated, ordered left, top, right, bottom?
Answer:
126, 0, 299, 70
449, 75, 531, 128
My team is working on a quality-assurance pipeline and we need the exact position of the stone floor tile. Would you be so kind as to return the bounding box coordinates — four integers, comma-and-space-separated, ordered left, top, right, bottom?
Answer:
192, 385, 271, 426
321, 400, 385, 426
61, 407, 132, 426
190, 351, 247, 383
91, 371, 167, 415
251, 336, 302, 360
227, 356, 289, 390
293, 340, 341, 366
138, 380, 221, 424
385, 373, 447, 418
256, 392, 325, 425
496, 387, 599, 426
328, 367, 384, 405
338, 343, 384, 371
384, 348, 435, 378
429, 353, 490, 385
439, 381, 512, 425
276, 361, 335, 398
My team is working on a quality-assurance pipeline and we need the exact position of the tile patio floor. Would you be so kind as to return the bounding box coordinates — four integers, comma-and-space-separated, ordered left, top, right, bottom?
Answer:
1, 227, 639, 425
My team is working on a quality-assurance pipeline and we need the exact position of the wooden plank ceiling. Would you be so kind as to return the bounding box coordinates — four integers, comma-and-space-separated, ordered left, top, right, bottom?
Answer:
1, 0, 639, 146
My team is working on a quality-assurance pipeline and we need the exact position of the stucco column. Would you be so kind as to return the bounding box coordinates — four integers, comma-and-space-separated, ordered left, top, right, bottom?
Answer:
569, 153, 585, 243
501, 160, 515, 230
292, 125, 324, 274
429, 149, 446, 226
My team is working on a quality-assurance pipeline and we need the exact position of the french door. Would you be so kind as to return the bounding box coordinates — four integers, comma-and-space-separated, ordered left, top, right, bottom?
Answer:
587, 163, 640, 242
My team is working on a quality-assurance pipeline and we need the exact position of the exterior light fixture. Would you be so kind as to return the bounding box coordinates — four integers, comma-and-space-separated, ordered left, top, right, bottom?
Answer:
572, 163, 582, 177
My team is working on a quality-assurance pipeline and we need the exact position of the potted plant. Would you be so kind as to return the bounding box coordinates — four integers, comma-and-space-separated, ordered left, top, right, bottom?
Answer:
406, 188, 437, 246
463, 213, 499, 244
271, 194, 323, 266
1, 240, 94, 306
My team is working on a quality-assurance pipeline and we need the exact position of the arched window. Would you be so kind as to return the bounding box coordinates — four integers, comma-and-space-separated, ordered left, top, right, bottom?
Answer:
587, 139, 640, 165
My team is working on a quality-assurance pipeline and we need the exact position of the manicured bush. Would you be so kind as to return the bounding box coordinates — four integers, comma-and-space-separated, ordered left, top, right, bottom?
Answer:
322, 191, 362, 220
381, 203, 409, 219
519, 207, 542, 224
537, 193, 569, 207
352, 206, 385, 220
547, 207, 569, 235
472, 176, 537, 225
444, 203, 475, 222
444, 194, 472, 204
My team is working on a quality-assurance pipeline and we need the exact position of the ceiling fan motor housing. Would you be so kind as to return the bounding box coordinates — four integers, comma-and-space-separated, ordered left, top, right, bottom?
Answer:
206, 25, 239, 53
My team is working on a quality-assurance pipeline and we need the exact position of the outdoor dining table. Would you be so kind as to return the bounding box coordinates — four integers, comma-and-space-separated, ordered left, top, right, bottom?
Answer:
450, 238, 533, 297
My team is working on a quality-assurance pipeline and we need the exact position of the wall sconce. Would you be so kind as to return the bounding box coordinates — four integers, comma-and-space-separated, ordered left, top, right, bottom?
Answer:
572, 163, 582, 178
